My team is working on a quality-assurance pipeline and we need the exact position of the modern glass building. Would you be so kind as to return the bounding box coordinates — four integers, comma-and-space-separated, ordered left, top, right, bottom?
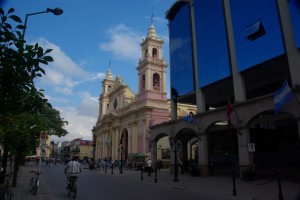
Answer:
168, 0, 300, 107
150, 0, 300, 177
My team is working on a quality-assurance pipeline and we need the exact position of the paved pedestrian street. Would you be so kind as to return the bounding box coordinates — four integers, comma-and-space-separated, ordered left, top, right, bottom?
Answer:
12, 162, 300, 200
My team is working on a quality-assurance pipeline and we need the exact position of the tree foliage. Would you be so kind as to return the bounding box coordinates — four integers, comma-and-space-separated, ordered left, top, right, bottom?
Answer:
0, 8, 68, 185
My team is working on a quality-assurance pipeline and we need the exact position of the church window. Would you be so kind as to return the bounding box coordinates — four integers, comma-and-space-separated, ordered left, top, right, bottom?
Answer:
108, 85, 112, 92
153, 73, 160, 90
145, 49, 148, 58
141, 74, 145, 91
152, 48, 158, 58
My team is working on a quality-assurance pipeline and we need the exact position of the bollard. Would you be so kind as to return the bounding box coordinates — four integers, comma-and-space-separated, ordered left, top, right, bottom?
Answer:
154, 166, 157, 183
105, 164, 107, 174
111, 164, 114, 175
232, 167, 237, 196
141, 167, 143, 181
277, 170, 284, 200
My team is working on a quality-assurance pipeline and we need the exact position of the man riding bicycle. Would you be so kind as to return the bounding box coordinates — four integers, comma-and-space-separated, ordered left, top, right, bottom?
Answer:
64, 157, 81, 189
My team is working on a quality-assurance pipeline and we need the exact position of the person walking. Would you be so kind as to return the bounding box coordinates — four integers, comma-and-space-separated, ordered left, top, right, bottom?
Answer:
146, 158, 152, 176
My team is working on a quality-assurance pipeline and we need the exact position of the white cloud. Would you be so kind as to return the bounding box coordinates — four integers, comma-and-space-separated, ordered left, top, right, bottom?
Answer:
44, 94, 72, 105
54, 87, 73, 95
35, 38, 103, 96
37, 38, 89, 78
99, 24, 142, 63
52, 92, 98, 142
31, 38, 103, 143
91, 72, 106, 81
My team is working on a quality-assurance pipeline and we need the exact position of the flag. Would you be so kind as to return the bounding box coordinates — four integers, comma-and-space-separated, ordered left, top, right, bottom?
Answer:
274, 80, 293, 114
183, 112, 194, 124
227, 102, 233, 137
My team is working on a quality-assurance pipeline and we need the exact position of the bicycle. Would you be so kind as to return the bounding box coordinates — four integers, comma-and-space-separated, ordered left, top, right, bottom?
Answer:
29, 170, 41, 195
0, 174, 12, 200
67, 175, 77, 199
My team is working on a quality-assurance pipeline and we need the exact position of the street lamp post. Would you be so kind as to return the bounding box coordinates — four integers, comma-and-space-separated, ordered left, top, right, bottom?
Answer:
120, 146, 123, 174
22, 7, 63, 40
170, 138, 181, 182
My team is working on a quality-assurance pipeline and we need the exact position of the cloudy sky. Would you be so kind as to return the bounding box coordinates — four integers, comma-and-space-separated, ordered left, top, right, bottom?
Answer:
2, 0, 174, 142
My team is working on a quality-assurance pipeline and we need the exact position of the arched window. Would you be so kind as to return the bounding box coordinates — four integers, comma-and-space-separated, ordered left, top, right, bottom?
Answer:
107, 103, 109, 112
152, 48, 158, 58
108, 85, 112, 92
153, 73, 160, 90
145, 49, 148, 58
141, 74, 145, 91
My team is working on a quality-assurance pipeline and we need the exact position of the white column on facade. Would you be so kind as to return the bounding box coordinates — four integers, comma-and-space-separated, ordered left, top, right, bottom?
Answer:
223, 0, 246, 102
105, 132, 109, 158
128, 123, 132, 154
277, 0, 300, 86
162, 69, 167, 94
197, 135, 208, 165
97, 138, 100, 159
95, 135, 99, 159
146, 69, 152, 91
112, 129, 116, 159
103, 132, 106, 158
101, 134, 104, 159
143, 120, 147, 153
132, 122, 137, 153
110, 131, 113, 158
238, 128, 251, 167
117, 128, 121, 159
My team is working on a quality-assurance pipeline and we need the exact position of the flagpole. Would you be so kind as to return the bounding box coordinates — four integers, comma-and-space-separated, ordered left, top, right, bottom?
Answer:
226, 97, 238, 196
226, 97, 241, 135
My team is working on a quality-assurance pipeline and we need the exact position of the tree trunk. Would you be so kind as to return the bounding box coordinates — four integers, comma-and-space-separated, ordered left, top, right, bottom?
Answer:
0, 146, 8, 184
12, 152, 22, 187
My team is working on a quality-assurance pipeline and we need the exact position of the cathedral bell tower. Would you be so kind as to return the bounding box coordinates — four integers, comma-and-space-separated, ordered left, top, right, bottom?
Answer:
137, 23, 167, 102
99, 68, 114, 118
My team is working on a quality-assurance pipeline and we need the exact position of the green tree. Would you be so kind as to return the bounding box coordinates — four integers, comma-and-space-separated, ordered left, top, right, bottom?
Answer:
0, 8, 68, 186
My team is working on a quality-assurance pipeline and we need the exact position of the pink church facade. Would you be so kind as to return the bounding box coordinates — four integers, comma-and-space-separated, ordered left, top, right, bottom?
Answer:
92, 24, 169, 161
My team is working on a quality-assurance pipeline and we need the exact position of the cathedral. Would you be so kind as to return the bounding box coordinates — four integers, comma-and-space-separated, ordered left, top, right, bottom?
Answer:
92, 23, 195, 162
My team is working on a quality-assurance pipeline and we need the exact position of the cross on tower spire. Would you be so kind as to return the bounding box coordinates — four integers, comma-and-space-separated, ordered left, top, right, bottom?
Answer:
151, 12, 154, 24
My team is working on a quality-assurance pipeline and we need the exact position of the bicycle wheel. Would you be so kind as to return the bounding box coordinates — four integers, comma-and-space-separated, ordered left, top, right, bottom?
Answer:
68, 182, 72, 196
32, 180, 38, 195
29, 178, 35, 193
71, 183, 77, 199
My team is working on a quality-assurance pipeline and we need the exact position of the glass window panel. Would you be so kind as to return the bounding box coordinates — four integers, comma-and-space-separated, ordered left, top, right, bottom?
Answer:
246, 20, 266, 41
289, 0, 300, 48
169, 4, 194, 97
230, 0, 284, 72
194, 0, 230, 88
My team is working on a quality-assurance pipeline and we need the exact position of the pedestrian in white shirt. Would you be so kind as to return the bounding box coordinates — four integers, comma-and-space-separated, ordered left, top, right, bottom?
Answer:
146, 158, 152, 176
64, 157, 81, 189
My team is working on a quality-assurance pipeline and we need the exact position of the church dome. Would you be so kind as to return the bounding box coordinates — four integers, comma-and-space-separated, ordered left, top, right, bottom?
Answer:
147, 24, 157, 39
106, 68, 112, 80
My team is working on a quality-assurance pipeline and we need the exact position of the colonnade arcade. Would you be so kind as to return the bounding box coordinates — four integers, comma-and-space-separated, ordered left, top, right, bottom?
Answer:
150, 92, 300, 176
